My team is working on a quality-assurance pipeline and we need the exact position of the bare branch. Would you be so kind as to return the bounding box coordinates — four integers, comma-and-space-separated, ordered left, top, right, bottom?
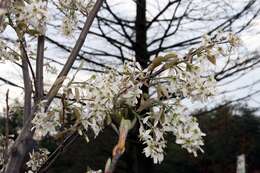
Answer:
20, 40, 33, 124
35, 36, 45, 102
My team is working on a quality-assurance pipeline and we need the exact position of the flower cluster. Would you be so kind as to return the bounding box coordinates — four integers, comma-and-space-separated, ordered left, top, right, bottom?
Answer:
78, 68, 142, 138
31, 64, 142, 141
58, 0, 95, 35
26, 148, 50, 173
31, 102, 60, 140
13, 0, 48, 34
171, 114, 205, 156
139, 118, 166, 164
59, 0, 95, 14
139, 105, 205, 164
61, 16, 77, 36
168, 63, 217, 102
1, 0, 95, 36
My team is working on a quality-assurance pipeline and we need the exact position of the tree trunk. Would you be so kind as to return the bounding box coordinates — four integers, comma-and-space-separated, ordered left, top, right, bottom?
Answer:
135, 0, 148, 69
126, 0, 154, 172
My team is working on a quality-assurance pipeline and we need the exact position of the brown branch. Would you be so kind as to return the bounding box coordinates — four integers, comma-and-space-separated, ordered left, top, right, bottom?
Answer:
0, 77, 24, 89
19, 39, 36, 88
37, 132, 79, 173
45, 36, 113, 70
35, 35, 45, 102
45, 0, 104, 109
154, 0, 187, 57
20, 40, 33, 124
104, 0, 135, 47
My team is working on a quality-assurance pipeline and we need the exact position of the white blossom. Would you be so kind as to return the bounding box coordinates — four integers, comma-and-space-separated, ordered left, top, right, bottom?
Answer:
31, 101, 60, 140
139, 116, 166, 164
0, 41, 19, 62
171, 114, 206, 157
26, 148, 50, 172
58, 0, 95, 36
61, 15, 77, 36
14, 0, 48, 34
167, 63, 217, 102
139, 104, 205, 164
79, 67, 142, 138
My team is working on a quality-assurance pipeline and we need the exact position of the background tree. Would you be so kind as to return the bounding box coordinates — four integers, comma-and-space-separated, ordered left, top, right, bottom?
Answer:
43, 0, 260, 83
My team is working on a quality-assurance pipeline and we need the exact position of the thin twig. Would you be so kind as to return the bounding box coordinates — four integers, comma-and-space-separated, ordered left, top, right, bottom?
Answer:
45, 0, 104, 110
3, 89, 9, 165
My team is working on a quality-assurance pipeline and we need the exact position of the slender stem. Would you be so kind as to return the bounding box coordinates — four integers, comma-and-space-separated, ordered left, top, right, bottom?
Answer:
20, 40, 33, 124
45, 0, 104, 110
3, 89, 9, 165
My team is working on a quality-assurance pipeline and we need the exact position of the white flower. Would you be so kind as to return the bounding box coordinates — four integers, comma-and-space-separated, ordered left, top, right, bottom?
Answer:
76, 66, 142, 139
139, 104, 205, 163
26, 148, 50, 172
58, 0, 95, 36
15, 0, 48, 34
61, 15, 77, 36
31, 101, 60, 140
139, 119, 166, 164
171, 114, 206, 157
173, 66, 216, 101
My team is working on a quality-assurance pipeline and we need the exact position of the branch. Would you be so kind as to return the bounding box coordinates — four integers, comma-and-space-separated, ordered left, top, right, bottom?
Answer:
104, 0, 135, 47
148, 0, 257, 54
45, 36, 112, 70
196, 89, 260, 117
45, 0, 104, 109
37, 132, 79, 173
215, 54, 260, 81
44, 56, 106, 73
35, 35, 45, 102
154, 0, 188, 57
0, 77, 24, 89
146, 0, 180, 29
20, 40, 33, 124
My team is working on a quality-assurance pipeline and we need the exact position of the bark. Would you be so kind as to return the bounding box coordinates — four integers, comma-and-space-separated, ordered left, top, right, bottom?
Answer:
35, 35, 45, 102
5, 41, 34, 173
135, 0, 148, 69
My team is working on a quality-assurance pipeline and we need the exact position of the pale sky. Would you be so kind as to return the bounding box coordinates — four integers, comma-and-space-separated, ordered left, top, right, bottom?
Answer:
0, 1, 260, 115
